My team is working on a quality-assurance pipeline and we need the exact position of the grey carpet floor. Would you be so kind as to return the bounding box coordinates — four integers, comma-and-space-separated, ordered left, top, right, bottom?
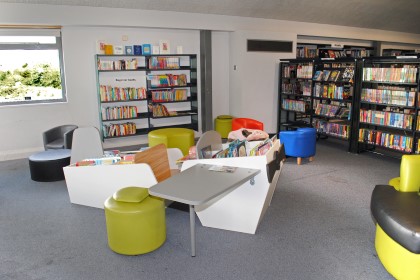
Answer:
0, 140, 398, 280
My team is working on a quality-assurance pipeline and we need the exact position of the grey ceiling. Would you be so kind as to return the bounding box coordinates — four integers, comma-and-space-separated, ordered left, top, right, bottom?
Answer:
2, 0, 420, 34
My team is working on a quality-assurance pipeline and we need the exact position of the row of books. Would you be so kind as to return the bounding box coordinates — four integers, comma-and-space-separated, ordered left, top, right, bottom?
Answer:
296, 46, 372, 59
282, 99, 308, 113
358, 128, 413, 152
312, 119, 350, 139
148, 74, 188, 88
148, 56, 181, 70
318, 48, 372, 58
213, 140, 247, 158
319, 49, 348, 59
75, 156, 122, 166
281, 81, 312, 96
313, 67, 354, 82
314, 103, 341, 117
348, 49, 372, 58
361, 88, 416, 107
314, 83, 353, 100
249, 137, 276, 156
296, 46, 317, 58
98, 58, 139, 70
359, 109, 413, 129
296, 65, 313, 79
363, 67, 418, 83
149, 103, 176, 117
101, 105, 138, 120
103, 122, 137, 137
99, 85, 147, 102
282, 64, 313, 79
322, 63, 354, 69
151, 89, 188, 102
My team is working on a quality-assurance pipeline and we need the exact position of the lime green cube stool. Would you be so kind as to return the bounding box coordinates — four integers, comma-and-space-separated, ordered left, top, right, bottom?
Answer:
104, 187, 166, 255
148, 128, 195, 156
214, 115, 233, 138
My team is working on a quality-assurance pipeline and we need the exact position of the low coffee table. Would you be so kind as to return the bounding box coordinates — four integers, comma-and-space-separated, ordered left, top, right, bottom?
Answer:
29, 149, 71, 182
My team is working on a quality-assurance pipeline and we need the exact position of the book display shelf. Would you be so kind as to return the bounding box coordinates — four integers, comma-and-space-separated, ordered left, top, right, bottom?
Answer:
312, 58, 357, 145
278, 56, 420, 156
95, 54, 198, 139
357, 56, 420, 155
278, 59, 314, 131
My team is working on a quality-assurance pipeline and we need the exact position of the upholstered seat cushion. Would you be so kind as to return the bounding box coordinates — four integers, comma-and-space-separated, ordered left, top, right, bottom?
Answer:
45, 138, 65, 149
113, 186, 149, 203
371, 185, 420, 253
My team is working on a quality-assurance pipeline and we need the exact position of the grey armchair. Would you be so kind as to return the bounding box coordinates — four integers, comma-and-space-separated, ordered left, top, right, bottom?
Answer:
43, 125, 78, 150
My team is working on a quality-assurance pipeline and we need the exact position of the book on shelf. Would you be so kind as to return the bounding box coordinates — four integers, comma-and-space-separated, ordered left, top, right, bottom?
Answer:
114, 45, 124, 55
313, 70, 323, 81
200, 145, 213, 159
133, 45, 142, 55
125, 46, 133, 55
322, 70, 331, 81
328, 70, 340, 82
341, 67, 355, 82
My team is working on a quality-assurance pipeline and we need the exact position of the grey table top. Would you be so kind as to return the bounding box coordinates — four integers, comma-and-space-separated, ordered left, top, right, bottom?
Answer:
149, 163, 260, 205
29, 149, 71, 161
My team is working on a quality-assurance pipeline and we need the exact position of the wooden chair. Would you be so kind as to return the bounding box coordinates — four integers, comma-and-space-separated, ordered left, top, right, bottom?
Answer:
134, 144, 172, 183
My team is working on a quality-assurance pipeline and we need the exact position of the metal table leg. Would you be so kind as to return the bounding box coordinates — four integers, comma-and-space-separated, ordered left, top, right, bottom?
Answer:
189, 205, 196, 257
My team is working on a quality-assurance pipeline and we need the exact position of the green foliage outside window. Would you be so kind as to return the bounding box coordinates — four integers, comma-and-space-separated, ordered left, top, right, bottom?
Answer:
0, 63, 62, 101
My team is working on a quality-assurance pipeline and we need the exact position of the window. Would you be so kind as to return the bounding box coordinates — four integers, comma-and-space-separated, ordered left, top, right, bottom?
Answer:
0, 28, 66, 105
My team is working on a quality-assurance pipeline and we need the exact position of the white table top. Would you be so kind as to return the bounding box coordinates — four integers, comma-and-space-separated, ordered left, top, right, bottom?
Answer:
149, 163, 260, 205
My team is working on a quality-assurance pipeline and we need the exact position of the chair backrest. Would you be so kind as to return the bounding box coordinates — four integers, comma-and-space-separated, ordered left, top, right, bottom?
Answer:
134, 144, 171, 183
70, 127, 104, 164
232, 118, 264, 131
166, 148, 183, 170
64, 127, 78, 149
196, 131, 223, 159
399, 155, 420, 192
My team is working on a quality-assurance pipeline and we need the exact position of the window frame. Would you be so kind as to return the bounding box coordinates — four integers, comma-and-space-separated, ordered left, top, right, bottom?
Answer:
0, 31, 67, 106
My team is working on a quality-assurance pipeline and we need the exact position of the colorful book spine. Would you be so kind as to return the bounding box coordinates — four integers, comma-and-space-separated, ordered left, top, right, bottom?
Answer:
281, 99, 307, 112
99, 85, 146, 102
361, 88, 415, 106
151, 89, 188, 102
148, 74, 188, 88
312, 119, 349, 139
101, 106, 138, 120
98, 58, 139, 70
358, 128, 412, 152
359, 109, 413, 130
148, 57, 180, 69
102, 122, 137, 137
363, 67, 417, 83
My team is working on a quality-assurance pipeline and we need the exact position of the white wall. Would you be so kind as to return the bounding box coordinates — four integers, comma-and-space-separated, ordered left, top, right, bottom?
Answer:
229, 30, 296, 133
1, 2, 420, 160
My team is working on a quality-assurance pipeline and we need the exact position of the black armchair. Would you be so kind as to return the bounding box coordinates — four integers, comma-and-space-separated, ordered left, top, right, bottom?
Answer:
43, 125, 78, 150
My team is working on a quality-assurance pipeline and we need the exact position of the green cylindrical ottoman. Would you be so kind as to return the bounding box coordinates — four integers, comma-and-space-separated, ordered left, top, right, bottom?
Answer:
104, 187, 166, 255
215, 115, 233, 138
148, 128, 194, 156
